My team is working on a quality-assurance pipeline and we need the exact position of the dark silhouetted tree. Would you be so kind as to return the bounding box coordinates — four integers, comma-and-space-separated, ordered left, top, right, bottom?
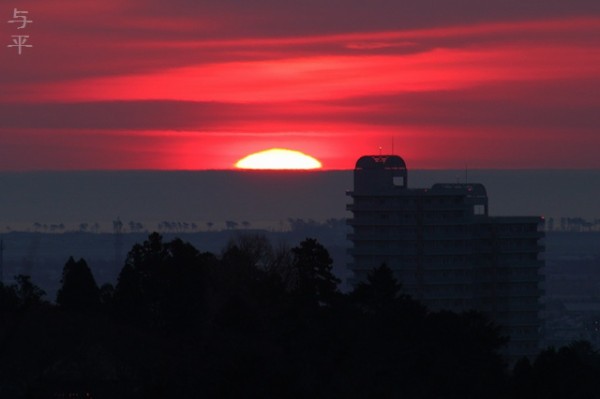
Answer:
98, 283, 114, 307
219, 241, 265, 295
511, 357, 535, 399
351, 263, 409, 311
227, 233, 273, 268
0, 276, 46, 313
113, 232, 215, 327
291, 238, 340, 306
514, 341, 600, 399
112, 262, 142, 318
13, 275, 46, 309
416, 310, 508, 398
0, 282, 19, 312
56, 257, 100, 311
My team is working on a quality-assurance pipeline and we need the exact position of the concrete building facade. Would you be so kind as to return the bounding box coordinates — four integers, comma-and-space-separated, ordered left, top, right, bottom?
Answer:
347, 154, 544, 361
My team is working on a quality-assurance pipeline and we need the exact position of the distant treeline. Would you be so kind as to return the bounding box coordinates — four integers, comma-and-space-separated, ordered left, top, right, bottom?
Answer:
15, 217, 348, 234
546, 217, 600, 232
1, 233, 599, 398
11, 216, 600, 234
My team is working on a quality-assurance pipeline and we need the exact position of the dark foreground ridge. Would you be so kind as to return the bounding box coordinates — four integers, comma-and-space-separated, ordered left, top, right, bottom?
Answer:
0, 233, 598, 398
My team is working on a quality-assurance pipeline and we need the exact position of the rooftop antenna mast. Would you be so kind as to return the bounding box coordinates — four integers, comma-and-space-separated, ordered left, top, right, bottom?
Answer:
465, 164, 468, 184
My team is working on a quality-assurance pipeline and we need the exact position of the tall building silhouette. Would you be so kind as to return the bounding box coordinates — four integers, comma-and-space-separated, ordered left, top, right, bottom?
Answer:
347, 155, 544, 361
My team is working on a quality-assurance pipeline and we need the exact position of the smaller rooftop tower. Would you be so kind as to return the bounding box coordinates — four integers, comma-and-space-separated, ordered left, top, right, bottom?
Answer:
354, 155, 407, 194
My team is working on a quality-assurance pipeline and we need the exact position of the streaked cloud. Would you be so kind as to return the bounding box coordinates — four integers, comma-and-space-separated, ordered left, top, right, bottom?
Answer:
1, 1, 598, 169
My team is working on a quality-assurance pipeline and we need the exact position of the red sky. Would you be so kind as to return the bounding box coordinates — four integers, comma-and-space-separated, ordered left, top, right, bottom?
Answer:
1, 1, 599, 170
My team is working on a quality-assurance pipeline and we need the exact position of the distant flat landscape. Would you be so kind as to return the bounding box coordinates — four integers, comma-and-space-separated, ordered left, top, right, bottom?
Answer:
0, 169, 598, 232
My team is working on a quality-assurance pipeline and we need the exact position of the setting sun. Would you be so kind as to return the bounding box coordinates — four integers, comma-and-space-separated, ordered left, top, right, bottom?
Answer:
235, 148, 322, 170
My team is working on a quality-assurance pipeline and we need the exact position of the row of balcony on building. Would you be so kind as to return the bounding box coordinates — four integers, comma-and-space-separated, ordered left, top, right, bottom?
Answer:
348, 231, 543, 241
349, 212, 543, 227
349, 244, 543, 257
349, 256, 543, 270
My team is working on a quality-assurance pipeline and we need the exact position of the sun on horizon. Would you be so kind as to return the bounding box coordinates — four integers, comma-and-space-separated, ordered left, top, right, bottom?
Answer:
235, 148, 322, 170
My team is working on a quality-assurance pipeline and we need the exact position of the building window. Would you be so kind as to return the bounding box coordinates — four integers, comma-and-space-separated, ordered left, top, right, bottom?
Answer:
474, 204, 485, 215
